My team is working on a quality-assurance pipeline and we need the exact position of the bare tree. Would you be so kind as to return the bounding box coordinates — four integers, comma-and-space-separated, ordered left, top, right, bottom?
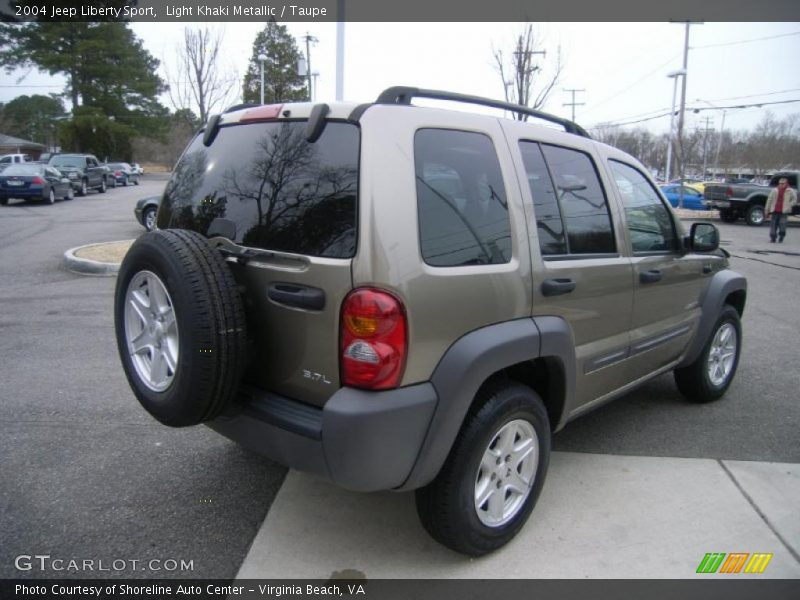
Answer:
165, 27, 238, 126
492, 24, 563, 120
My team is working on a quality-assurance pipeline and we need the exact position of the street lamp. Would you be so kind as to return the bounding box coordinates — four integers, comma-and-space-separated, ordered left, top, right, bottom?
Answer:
664, 68, 686, 183
257, 53, 267, 105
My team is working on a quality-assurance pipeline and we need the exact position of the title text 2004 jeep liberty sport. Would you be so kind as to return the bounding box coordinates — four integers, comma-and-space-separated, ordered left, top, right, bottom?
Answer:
114, 88, 746, 556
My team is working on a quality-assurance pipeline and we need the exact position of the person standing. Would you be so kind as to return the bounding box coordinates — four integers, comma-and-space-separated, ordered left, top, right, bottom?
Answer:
765, 177, 797, 243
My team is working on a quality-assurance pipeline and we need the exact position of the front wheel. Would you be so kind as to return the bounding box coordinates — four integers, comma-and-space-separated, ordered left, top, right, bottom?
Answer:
415, 382, 551, 556
78, 179, 88, 196
99, 178, 107, 193
674, 305, 741, 403
745, 204, 765, 226
142, 206, 157, 232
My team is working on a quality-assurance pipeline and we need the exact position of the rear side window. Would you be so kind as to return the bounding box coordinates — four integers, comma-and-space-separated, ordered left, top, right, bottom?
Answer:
160, 121, 359, 258
519, 142, 615, 256
519, 142, 565, 255
539, 144, 615, 255
415, 129, 511, 267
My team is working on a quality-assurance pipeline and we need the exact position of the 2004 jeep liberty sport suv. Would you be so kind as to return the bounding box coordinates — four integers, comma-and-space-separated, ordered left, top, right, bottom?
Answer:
114, 87, 746, 556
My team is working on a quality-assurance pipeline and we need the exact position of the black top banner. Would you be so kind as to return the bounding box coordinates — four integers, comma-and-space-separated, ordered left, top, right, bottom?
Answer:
2, 0, 800, 22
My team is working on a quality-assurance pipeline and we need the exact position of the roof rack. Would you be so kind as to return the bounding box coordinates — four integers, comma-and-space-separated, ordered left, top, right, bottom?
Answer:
375, 86, 591, 139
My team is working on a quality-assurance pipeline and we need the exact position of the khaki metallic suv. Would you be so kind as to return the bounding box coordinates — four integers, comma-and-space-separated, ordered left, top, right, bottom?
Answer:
114, 87, 746, 556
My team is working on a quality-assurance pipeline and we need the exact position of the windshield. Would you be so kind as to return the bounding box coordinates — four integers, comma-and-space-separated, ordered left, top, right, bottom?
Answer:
51, 156, 85, 168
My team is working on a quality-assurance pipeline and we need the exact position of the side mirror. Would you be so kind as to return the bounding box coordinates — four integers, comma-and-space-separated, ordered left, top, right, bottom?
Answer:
689, 222, 719, 253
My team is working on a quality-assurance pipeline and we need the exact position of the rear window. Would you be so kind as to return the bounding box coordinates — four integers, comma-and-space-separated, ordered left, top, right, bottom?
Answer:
161, 120, 360, 259
2, 164, 42, 176
51, 156, 85, 168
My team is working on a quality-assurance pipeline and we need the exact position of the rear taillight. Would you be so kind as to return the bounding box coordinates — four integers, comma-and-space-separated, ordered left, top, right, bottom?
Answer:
340, 288, 407, 390
725, 187, 733, 197
31, 176, 44, 185
115, 170, 122, 176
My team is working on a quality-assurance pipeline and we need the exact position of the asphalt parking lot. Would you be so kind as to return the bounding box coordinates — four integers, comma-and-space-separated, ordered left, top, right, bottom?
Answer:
0, 184, 798, 579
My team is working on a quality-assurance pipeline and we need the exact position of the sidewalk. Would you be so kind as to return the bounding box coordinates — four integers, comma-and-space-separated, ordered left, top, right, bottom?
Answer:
236, 452, 800, 579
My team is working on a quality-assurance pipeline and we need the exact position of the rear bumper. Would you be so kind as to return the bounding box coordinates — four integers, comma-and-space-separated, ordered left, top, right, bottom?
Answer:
206, 383, 438, 492
0, 188, 45, 199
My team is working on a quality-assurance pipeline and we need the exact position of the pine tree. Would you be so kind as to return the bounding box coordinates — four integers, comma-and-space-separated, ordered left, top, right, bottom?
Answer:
242, 21, 308, 105
0, 22, 168, 155
0, 23, 166, 128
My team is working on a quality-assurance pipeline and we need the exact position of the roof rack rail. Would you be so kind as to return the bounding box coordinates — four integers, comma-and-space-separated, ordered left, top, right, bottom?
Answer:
375, 86, 591, 139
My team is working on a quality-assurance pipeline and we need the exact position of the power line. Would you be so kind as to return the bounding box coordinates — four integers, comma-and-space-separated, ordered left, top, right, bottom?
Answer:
691, 30, 800, 49
594, 98, 800, 128
702, 88, 800, 103
582, 53, 681, 114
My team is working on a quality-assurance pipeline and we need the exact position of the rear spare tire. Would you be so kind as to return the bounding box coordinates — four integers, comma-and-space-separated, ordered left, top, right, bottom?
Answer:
114, 229, 248, 426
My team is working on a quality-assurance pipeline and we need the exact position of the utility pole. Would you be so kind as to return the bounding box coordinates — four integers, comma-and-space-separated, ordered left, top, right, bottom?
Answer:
303, 33, 318, 102
511, 41, 546, 119
674, 21, 702, 208
562, 88, 585, 123
713, 109, 726, 180
701, 116, 714, 180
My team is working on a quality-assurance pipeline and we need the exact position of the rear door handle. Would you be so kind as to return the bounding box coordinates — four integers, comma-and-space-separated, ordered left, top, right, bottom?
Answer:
268, 283, 326, 310
541, 278, 576, 296
640, 269, 662, 284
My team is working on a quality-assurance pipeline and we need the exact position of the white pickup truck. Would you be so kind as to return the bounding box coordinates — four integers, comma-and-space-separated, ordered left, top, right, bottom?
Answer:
0, 153, 31, 168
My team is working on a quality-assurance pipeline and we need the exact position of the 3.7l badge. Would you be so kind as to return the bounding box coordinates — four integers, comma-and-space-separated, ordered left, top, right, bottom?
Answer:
302, 370, 332, 385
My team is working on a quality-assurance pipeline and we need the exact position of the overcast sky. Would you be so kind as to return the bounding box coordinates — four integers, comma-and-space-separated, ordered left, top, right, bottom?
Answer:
2, 22, 799, 134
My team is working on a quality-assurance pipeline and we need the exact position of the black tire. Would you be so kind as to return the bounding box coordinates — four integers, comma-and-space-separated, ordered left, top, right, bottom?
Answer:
47, 188, 55, 204
64, 187, 74, 201
674, 305, 741, 403
78, 179, 88, 196
719, 209, 738, 223
122, 176, 128, 187
745, 203, 765, 226
114, 229, 248, 427
142, 206, 157, 232
415, 381, 551, 556
134, 179, 139, 185
110, 178, 117, 188
0, 197, 8, 206
99, 178, 107, 193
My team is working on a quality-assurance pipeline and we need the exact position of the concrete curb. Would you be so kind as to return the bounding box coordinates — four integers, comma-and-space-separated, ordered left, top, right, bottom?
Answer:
63, 241, 127, 276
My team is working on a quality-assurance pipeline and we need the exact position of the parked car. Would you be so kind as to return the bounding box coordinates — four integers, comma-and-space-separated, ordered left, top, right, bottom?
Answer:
669, 177, 705, 191
131, 163, 144, 175
134, 195, 160, 231
106, 162, 140, 187
48, 154, 108, 195
113, 87, 746, 557
0, 153, 31, 166
0, 163, 74, 205
659, 184, 706, 210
